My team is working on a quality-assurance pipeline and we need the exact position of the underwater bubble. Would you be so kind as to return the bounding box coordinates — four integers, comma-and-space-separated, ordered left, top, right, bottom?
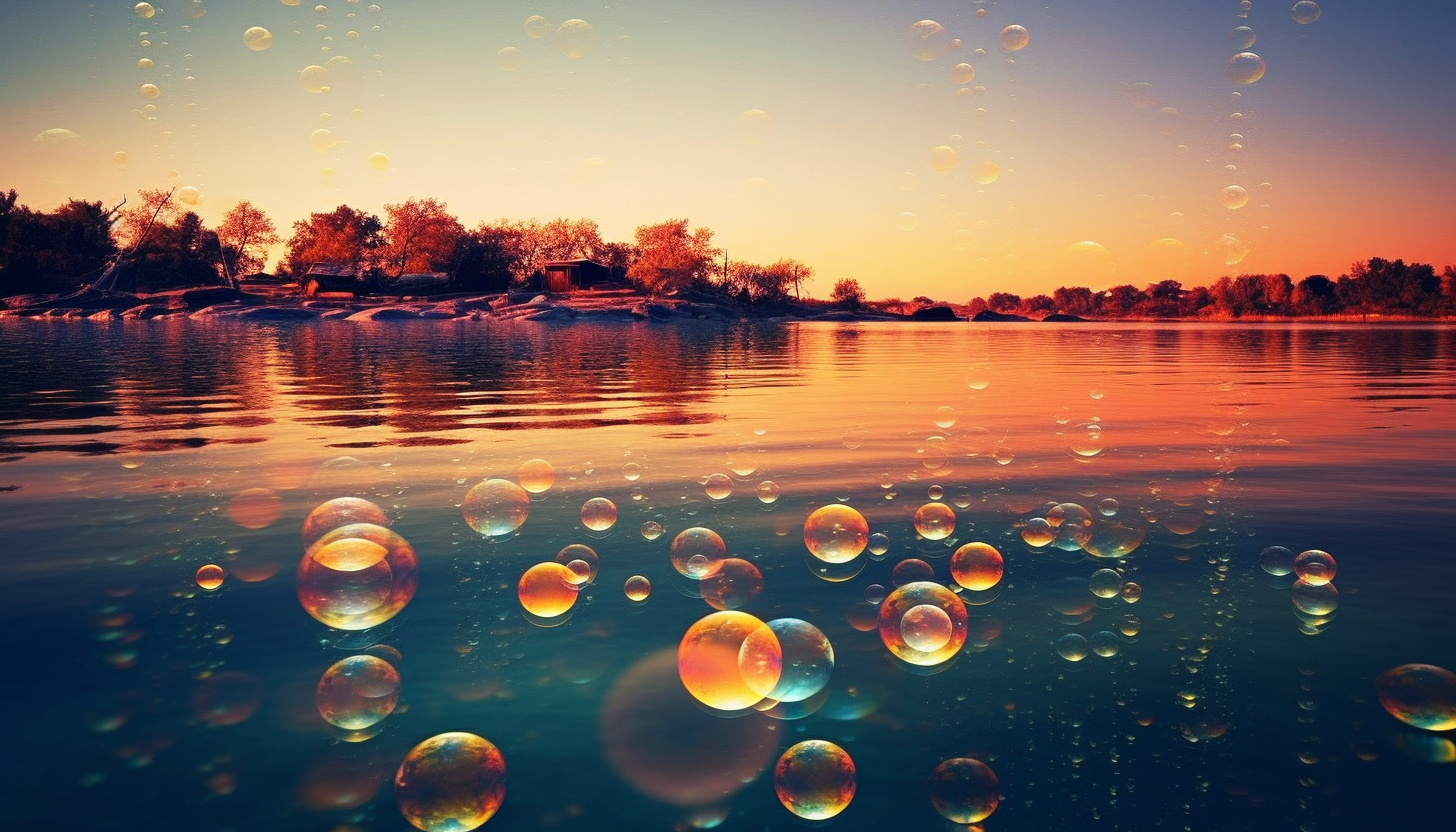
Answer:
757, 480, 780, 504
701, 558, 764, 611
316, 655, 399, 729
929, 757, 999, 823
892, 558, 935, 586
1057, 633, 1090, 662
137, 58, 154, 69
1120, 614, 1142, 637
897, 212, 919, 231
949, 542, 1003, 591
867, 532, 890, 557
1098, 498, 1119, 516
1291, 1, 1322, 24
1051, 502, 1095, 550
1220, 185, 1249, 209
298, 523, 417, 630
1089, 568, 1123, 599
243, 26, 273, 51
227, 487, 282, 529
931, 405, 958, 429
395, 733, 506, 832
624, 575, 652, 602
1293, 549, 1336, 586
906, 20, 951, 61
192, 671, 263, 726
1090, 630, 1121, 657
303, 497, 388, 547
135, 3, 155, 19
518, 562, 578, 617
621, 461, 643, 481
524, 14, 551, 38
703, 473, 733, 501
679, 610, 780, 711
913, 502, 956, 541
804, 504, 868, 564
517, 458, 555, 493
951, 63, 975, 85
901, 604, 954, 652
463, 478, 530, 537
367, 152, 390, 171
879, 581, 967, 666
580, 496, 617, 531
553, 543, 599, 585
1120, 582, 1142, 603
640, 521, 665, 541
930, 145, 959, 173
671, 527, 727, 579
564, 559, 592, 585
969, 160, 1000, 185
774, 740, 855, 820
556, 19, 595, 58
998, 24, 1030, 51
864, 584, 888, 604
196, 564, 225, 591
1021, 517, 1055, 547
742, 618, 834, 703
1083, 518, 1147, 558
1291, 579, 1339, 616
1376, 664, 1456, 731
1226, 52, 1266, 85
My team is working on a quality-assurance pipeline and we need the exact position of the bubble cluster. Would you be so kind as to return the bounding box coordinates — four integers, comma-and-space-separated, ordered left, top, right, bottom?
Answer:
395, 733, 507, 832
774, 740, 856, 820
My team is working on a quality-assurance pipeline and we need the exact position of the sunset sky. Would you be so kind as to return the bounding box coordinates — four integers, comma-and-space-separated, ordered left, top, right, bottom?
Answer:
4, 0, 1454, 299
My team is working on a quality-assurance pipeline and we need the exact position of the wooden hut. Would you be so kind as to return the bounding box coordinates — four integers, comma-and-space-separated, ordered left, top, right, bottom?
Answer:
540, 259, 613, 293
302, 263, 363, 297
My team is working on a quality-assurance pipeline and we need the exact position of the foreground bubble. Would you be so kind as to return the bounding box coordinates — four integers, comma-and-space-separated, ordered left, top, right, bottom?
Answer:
804, 504, 869, 564
1259, 545, 1295, 575
1226, 52, 1266, 85
298, 523, 418, 630
1021, 517, 1055, 547
742, 618, 834, 703
463, 479, 530, 537
1058, 633, 1090, 661
140, 83, 160, 99
703, 473, 733, 500
679, 611, 780, 711
518, 562, 579, 618
304, 497, 389, 546
867, 532, 890, 556
1291, 579, 1339, 616
774, 740, 856, 820
998, 25, 1030, 52
929, 757, 999, 823
196, 563, 225, 590
624, 575, 651, 602
553, 543, 599, 585
1220, 185, 1250, 209
496, 46, 524, 71
316, 655, 400, 729
671, 527, 727, 579
367, 152, 390, 171
300, 65, 329, 93
395, 733, 506, 832
951, 63, 975, 85
1291, 1, 1322, 24
757, 480, 780, 504
913, 502, 955, 540
516, 458, 555, 493
243, 26, 274, 51
1230, 25, 1256, 49
880, 581, 967, 666
1294, 549, 1336, 585
970, 160, 1000, 185
1376, 665, 1456, 731
580, 497, 617, 531
556, 19, 595, 58
135, 2, 155, 19
950, 542, 1004, 591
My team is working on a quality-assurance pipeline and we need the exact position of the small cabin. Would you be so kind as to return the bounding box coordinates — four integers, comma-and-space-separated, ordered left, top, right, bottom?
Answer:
540, 259, 613, 293
391, 272, 452, 295
302, 262, 363, 297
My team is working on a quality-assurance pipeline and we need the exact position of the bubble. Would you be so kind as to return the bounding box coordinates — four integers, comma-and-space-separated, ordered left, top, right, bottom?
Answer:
196, 564, 225, 591
892, 558, 935, 586
1291, 579, 1339, 616
367, 152, 390, 171
298, 523, 417, 629
624, 575, 651, 602
243, 26, 273, 51
671, 527, 727, 579
223, 487, 281, 529
703, 473, 733, 501
906, 20, 951, 61
462, 478, 530, 537
1214, 233, 1249, 266
1050, 502, 1095, 550
553, 543, 599, 585
640, 521, 665, 541
140, 83, 160, 99
867, 532, 890, 556
774, 740, 855, 820
998, 24, 1030, 52
930, 145, 959, 173
1376, 665, 1456, 731
1097, 498, 1119, 516
1259, 545, 1295, 576
1120, 582, 1142, 603
135, 2, 155, 18
307, 128, 339, 153
679, 611, 780, 711
1220, 185, 1249, 210
518, 562, 579, 618
191, 671, 263, 726
1291, 1, 1321, 24
899, 604, 953, 652
897, 211, 919, 231
580, 497, 617, 531
555, 19, 595, 58
756, 480, 780, 504
913, 502, 956, 541
951, 63, 975, 84
970, 160, 1000, 184
898, 172, 918, 191
1090, 630, 1121, 657
1083, 518, 1146, 559
950, 542, 1003, 591
517, 458, 555, 493
1293, 549, 1336, 585
137, 58, 154, 69
303, 497, 388, 547
1089, 568, 1123, 599
316, 655, 399, 729
879, 581, 967, 666
395, 733, 506, 832
1230, 26, 1256, 49
300, 65, 329, 93
524, 14, 551, 39
929, 757, 999, 823
742, 618, 834, 703
1120, 614, 1142, 637
1021, 517, 1055, 547
701, 558, 764, 611
174, 186, 201, 206
1226, 52, 1266, 85
804, 504, 869, 564
1058, 633, 1090, 662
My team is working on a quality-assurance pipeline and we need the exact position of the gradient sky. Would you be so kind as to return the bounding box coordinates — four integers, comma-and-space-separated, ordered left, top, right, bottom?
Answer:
4, 0, 1454, 299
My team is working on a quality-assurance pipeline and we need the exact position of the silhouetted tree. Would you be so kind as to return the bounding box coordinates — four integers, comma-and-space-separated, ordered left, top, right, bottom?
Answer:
987, 292, 1021, 312
0, 191, 118, 296
1292, 275, 1340, 316
830, 278, 866, 309
1052, 286, 1095, 317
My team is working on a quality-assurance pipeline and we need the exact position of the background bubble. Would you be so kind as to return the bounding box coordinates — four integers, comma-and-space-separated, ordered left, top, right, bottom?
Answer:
524, 14, 551, 38
897, 211, 919, 231
930, 145, 959, 173
1291, 1, 1322, 24
303, 497, 388, 547
496, 46, 524, 71
1230, 25, 1256, 49
703, 473, 733, 500
1220, 185, 1250, 209
140, 83, 160, 99
970, 160, 1000, 185
316, 655, 399, 729
1294, 549, 1336, 585
671, 527, 727, 579
1058, 633, 1090, 661
367, 152, 390, 171
998, 25, 1030, 52
906, 20, 951, 62
556, 19, 595, 58
1226, 52, 1266, 85
517, 458, 555, 493
243, 26, 273, 51
135, 3, 155, 19
580, 496, 618, 531
951, 63, 975, 84
196, 563, 225, 590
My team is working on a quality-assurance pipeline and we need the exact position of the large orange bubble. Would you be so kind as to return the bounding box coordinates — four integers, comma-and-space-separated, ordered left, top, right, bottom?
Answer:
879, 581, 967, 666
679, 611, 780, 710
394, 733, 506, 832
701, 557, 764, 611
774, 740, 856, 820
949, 542, 1003, 591
298, 522, 418, 630
1376, 664, 1456, 731
518, 562, 579, 618
804, 504, 869, 563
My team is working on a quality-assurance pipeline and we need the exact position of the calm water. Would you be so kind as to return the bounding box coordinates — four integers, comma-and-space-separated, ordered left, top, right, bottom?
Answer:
1, 319, 1454, 831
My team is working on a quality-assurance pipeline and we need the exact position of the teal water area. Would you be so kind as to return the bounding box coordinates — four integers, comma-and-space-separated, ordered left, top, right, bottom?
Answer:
1, 320, 1453, 830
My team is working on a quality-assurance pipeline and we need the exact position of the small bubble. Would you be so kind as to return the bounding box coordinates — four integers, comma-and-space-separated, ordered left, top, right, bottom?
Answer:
1226, 52, 1266, 85
243, 27, 273, 51
1291, 1, 1322, 25
524, 14, 551, 39
897, 211, 919, 231
496, 47, 524, 71
998, 25, 1030, 52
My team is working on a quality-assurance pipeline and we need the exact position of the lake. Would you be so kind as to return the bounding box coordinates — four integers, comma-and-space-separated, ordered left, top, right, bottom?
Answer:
1, 319, 1453, 831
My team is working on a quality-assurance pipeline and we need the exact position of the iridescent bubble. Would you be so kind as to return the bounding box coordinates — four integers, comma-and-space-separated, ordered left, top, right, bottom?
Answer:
1090, 631, 1121, 657
553, 543, 599, 585
1098, 498, 1119, 516
949, 542, 1003, 591
879, 581, 967, 666
580, 496, 617, 531
703, 473, 733, 501
897, 211, 919, 231
930, 145, 959, 173
1021, 517, 1055, 547
564, 560, 592, 585
741, 618, 833, 703
1291, 579, 1339, 616
135, 2, 155, 19
998, 24, 1030, 52
929, 757, 999, 823
524, 14, 551, 38
1230, 26, 1256, 49
462, 478, 530, 537
757, 480, 780, 504
892, 558, 934, 586
774, 741, 855, 820
913, 501, 956, 540
701, 558, 764, 611
300, 65, 329, 93
316, 655, 399, 729
804, 504, 869, 564
970, 160, 1000, 185
1291, 1, 1322, 24
640, 521, 665, 541
1120, 614, 1141, 637
1293, 549, 1336, 586
395, 733, 506, 832
1050, 502, 1095, 550
517, 458, 555, 493
298, 523, 417, 630
671, 527, 727, 579
518, 562, 579, 618
867, 532, 890, 557
1089, 568, 1123, 599
1226, 52, 1266, 85
622, 461, 643, 481
1120, 582, 1142, 603
243, 26, 274, 51
624, 575, 651, 602
1057, 633, 1090, 662
556, 19, 595, 58
906, 20, 951, 62
951, 63, 975, 84
140, 83, 160, 99
1220, 184, 1250, 209
303, 497, 388, 547
1376, 664, 1456, 731
196, 563, 225, 591
367, 152, 390, 171
679, 611, 780, 711
901, 604, 954, 652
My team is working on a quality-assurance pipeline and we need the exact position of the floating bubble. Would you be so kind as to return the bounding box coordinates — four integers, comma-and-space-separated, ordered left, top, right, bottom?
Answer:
316, 655, 399, 729
913, 502, 956, 541
1120, 582, 1142, 603
970, 160, 1000, 184
298, 523, 418, 630
804, 504, 869, 564
1213, 233, 1249, 266
137, 58, 154, 69
140, 83, 160, 99
495, 46, 524, 71
1376, 665, 1456, 731
1120, 614, 1142, 637
701, 558, 764, 611
196, 564, 225, 591
640, 521, 665, 541
774, 740, 855, 820
135, 2, 155, 19
580, 496, 617, 531
930, 145, 959, 173
227, 487, 282, 529
553, 543, 599, 585
1050, 502, 1095, 550
1291, 579, 1339, 616
898, 171, 918, 191
867, 532, 890, 557
243, 26, 273, 51
1226, 52, 1266, 85
950, 542, 1003, 591
523, 14, 551, 39
624, 575, 651, 602
556, 19, 595, 58
756, 480, 780, 504
1230, 25, 1256, 49
1220, 185, 1249, 210
742, 618, 834, 703
879, 581, 967, 666
951, 63, 975, 84
1057, 633, 1090, 662
679, 611, 780, 711
1090, 630, 1121, 657
1293, 549, 1336, 585
367, 152, 389, 171
565, 559, 593, 585
929, 757, 999, 823
176, 186, 201, 206
901, 604, 954, 652
998, 25, 1030, 52
897, 211, 919, 231
463, 478, 530, 537
671, 527, 727, 579
517, 458, 555, 493
1021, 517, 1055, 547
906, 20, 951, 61
892, 558, 935, 586
395, 733, 506, 832
518, 562, 579, 618
303, 497, 388, 547
308, 128, 342, 153
1291, 1, 1322, 24
1089, 568, 1123, 599
1097, 498, 1120, 516
702, 473, 733, 501
192, 671, 263, 726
